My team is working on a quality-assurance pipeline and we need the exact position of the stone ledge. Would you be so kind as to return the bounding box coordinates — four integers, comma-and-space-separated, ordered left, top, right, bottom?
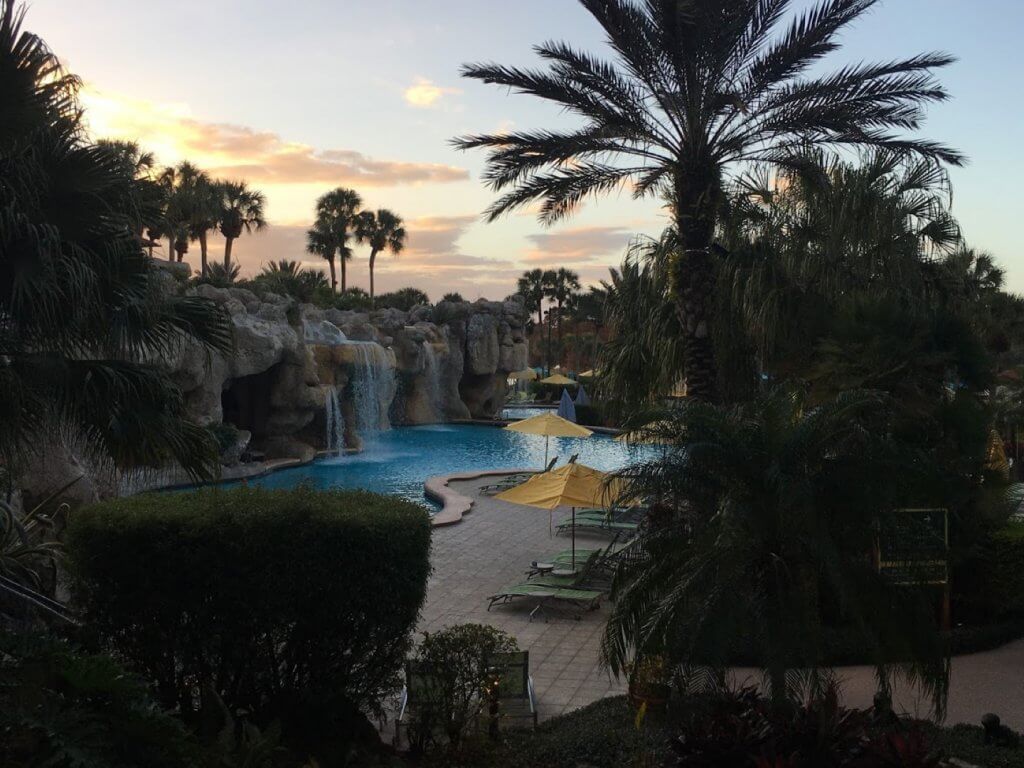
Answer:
425, 469, 536, 526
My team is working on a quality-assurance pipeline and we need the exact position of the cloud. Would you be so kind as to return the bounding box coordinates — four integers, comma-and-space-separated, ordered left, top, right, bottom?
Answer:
523, 226, 635, 264
403, 77, 460, 108
80, 86, 469, 187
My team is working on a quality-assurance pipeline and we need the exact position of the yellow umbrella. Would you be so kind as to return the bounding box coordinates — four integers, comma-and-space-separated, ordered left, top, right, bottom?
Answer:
497, 463, 627, 568
578, 369, 597, 379
508, 368, 538, 381
539, 374, 577, 386
504, 412, 593, 467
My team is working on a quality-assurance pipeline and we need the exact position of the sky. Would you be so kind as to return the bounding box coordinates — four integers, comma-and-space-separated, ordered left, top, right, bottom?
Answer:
26, 0, 1024, 299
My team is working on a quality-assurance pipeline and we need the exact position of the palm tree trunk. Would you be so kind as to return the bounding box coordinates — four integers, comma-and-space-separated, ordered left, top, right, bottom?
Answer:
328, 257, 337, 293
340, 256, 347, 293
671, 164, 722, 402
224, 237, 234, 269
199, 229, 209, 275
167, 236, 175, 263
369, 248, 379, 305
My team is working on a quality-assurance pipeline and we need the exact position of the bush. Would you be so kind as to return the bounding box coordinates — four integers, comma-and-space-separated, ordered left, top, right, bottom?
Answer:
977, 523, 1024, 620
441, 293, 465, 303
331, 287, 373, 311
407, 624, 518, 755
376, 287, 430, 312
67, 486, 431, 761
0, 632, 201, 768
206, 421, 240, 454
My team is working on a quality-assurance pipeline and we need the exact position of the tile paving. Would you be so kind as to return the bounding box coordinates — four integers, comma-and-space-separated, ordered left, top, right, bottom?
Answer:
419, 475, 1024, 729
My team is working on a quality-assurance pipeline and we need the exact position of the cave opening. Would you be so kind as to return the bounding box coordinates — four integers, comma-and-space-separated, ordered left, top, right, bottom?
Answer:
220, 366, 278, 441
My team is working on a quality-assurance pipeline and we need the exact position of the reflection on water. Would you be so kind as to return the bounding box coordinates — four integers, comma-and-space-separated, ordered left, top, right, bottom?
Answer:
210, 425, 654, 511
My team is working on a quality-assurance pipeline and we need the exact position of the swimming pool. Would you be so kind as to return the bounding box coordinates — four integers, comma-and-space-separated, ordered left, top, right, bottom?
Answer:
216, 424, 651, 509
501, 406, 555, 420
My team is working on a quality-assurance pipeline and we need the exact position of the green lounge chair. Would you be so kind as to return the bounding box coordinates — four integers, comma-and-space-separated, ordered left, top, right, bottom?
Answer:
394, 651, 537, 745
555, 515, 639, 536
486, 583, 603, 620
480, 457, 558, 495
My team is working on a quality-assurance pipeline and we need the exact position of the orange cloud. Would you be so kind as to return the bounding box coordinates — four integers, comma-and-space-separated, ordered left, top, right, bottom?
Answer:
80, 86, 469, 187
523, 226, 634, 263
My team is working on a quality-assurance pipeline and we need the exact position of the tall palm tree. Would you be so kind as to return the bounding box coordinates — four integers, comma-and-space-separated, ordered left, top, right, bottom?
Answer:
307, 188, 361, 293
354, 208, 406, 304
454, 0, 962, 401
516, 268, 554, 330
548, 267, 581, 351
158, 162, 210, 267
218, 180, 267, 270
95, 139, 161, 248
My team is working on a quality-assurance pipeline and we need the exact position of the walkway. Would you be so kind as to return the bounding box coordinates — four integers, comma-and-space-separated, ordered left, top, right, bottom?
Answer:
419, 475, 1024, 729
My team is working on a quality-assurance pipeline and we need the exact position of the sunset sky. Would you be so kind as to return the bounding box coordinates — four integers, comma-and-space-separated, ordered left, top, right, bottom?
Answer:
30, 0, 1024, 298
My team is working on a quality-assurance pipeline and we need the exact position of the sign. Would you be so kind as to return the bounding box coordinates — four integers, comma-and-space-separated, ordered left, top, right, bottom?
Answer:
877, 508, 949, 586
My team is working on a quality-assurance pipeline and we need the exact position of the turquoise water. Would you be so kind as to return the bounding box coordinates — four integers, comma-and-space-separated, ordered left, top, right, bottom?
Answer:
215, 425, 650, 509
501, 406, 555, 420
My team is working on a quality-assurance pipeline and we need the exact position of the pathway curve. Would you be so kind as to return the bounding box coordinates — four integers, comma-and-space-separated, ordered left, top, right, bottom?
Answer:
419, 475, 1024, 728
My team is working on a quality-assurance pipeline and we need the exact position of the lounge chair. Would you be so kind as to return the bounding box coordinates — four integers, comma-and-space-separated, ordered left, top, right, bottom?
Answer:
486, 583, 603, 620
394, 651, 538, 746
555, 514, 640, 536
480, 457, 558, 496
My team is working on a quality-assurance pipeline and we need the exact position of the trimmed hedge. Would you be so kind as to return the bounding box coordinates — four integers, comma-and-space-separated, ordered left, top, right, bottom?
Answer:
985, 523, 1024, 619
67, 486, 431, 754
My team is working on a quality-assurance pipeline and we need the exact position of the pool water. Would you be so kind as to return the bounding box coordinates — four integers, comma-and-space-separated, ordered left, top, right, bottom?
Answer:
217, 424, 651, 510
501, 406, 555, 420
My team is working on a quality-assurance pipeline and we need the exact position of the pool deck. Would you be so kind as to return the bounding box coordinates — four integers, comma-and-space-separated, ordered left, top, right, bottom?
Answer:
420, 474, 1024, 729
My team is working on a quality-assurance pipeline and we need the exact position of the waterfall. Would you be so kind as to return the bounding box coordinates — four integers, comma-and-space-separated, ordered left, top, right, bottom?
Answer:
348, 342, 394, 442
422, 341, 444, 422
324, 386, 344, 456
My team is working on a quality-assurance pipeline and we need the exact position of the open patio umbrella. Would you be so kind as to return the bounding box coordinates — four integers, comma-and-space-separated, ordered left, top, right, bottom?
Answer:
557, 388, 577, 422
539, 374, 576, 386
504, 412, 592, 467
496, 463, 627, 567
578, 369, 597, 380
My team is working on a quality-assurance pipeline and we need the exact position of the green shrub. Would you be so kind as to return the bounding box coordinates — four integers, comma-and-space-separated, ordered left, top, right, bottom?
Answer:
206, 421, 240, 454
376, 287, 430, 312
331, 287, 373, 311
407, 624, 518, 755
441, 293, 465, 303
67, 486, 431, 760
0, 632, 202, 768
971, 522, 1024, 621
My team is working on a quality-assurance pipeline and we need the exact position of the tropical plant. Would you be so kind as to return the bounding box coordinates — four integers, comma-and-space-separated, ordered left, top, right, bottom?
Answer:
158, 161, 213, 269
406, 624, 518, 755
252, 259, 328, 302
354, 208, 406, 304
547, 267, 581, 349
516, 268, 555, 330
218, 180, 267, 270
0, 633, 203, 768
455, 0, 961, 400
441, 292, 465, 303
0, 0, 232, 482
307, 187, 361, 293
603, 387, 950, 715
597, 235, 686, 415
331, 287, 373, 311
95, 139, 162, 248
195, 261, 241, 288
376, 287, 430, 312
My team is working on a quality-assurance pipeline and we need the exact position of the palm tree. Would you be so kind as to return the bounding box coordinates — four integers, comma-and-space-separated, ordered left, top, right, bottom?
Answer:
516, 268, 555, 330
604, 387, 950, 714
454, 0, 962, 401
548, 267, 580, 352
218, 180, 267, 270
354, 208, 406, 304
0, 0, 231, 482
95, 139, 161, 249
158, 162, 210, 267
253, 259, 329, 302
307, 188, 361, 293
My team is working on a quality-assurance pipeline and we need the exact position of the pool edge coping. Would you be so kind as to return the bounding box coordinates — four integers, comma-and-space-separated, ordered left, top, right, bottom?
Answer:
425, 469, 536, 527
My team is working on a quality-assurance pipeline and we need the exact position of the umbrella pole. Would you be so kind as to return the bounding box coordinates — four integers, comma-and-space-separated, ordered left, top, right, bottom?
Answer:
571, 507, 576, 570
544, 435, 550, 469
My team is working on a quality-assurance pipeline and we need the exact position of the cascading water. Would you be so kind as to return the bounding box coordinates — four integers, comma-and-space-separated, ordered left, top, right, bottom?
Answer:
347, 342, 394, 444
422, 341, 444, 422
324, 386, 344, 456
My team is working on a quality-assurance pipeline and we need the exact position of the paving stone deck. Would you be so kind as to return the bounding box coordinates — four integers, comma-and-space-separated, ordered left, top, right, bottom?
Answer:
418, 475, 1024, 729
